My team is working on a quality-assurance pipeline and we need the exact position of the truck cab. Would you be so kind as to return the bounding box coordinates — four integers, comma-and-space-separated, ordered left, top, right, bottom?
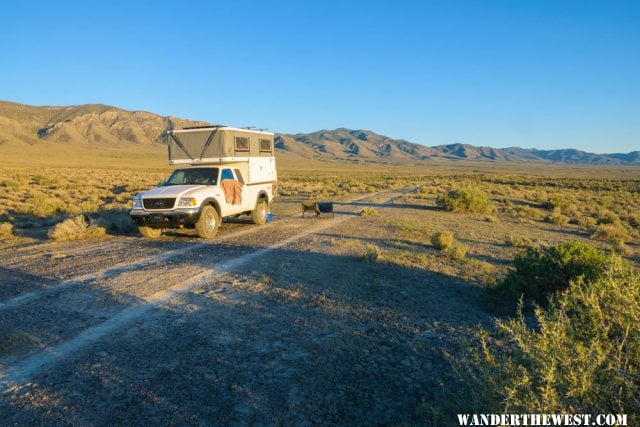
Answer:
130, 126, 277, 238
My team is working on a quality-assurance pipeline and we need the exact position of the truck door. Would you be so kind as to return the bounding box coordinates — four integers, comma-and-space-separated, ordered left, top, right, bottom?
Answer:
219, 168, 247, 213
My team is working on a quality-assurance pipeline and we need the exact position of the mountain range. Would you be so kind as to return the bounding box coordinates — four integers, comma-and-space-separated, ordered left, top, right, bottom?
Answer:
1, 100, 638, 165
276, 129, 640, 164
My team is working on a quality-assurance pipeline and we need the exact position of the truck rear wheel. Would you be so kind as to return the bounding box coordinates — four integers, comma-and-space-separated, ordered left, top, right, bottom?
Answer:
196, 205, 220, 238
252, 199, 268, 225
139, 226, 162, 239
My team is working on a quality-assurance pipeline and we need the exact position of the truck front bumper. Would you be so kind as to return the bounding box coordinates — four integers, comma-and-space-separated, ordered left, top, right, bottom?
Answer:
130, 208, 201, 228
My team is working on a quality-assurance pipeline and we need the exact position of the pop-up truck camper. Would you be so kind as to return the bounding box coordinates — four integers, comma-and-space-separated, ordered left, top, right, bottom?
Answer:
130, 126, 277, 238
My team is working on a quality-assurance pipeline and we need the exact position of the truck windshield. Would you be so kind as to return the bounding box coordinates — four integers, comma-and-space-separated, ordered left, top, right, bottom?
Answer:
165, 168, 219, 185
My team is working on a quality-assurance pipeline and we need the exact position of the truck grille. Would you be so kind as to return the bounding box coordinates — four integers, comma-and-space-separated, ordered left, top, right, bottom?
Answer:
143, 198, 176, 210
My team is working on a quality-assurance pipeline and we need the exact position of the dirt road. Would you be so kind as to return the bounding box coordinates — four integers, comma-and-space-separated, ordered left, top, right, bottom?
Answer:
0, 188, 487, 424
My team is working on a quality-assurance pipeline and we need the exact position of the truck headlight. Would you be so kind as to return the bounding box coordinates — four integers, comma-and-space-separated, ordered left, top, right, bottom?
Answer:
132, 195, 142, 209
177, 197, 197, 207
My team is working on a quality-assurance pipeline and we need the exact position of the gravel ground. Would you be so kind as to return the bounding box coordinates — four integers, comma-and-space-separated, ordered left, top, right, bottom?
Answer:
0, 188, 489, 425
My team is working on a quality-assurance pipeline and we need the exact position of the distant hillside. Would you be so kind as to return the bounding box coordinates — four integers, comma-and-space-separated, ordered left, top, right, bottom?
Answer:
1, 100, 638, 165
429, 143, 522, 162
0, 101, 209, 146
525, 148, 640, 165
275, 128, 437, 161
277, 129, 640, 165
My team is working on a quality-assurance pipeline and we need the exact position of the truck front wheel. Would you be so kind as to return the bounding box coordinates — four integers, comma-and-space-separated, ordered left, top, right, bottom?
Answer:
252, 199, 268, 225
196, 205, 220, 238
139, 226, 162, 239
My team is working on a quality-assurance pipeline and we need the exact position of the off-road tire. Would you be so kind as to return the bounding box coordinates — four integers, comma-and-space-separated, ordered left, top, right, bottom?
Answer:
196, 205, 220, 239
138, 226, 162, 239
251, 199, 268, 225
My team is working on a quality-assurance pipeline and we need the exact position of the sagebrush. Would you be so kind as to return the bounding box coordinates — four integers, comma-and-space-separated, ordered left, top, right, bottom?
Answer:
436, 188, 494, 214
48, 216, 106, 241
469, 256, 639, 420
431, 231, 454, 250
487, 241, 612, 311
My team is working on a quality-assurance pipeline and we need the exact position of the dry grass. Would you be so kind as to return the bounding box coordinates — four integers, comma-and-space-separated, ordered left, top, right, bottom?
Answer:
592, 223, 631, 242
1, 162, 637, 255
2, 159, 639, 238
611, 238, 634, 256
0, 167, 166, 239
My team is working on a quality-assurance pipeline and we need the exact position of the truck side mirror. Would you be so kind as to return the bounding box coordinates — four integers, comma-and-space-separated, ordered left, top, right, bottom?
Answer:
157, 181, 165, 187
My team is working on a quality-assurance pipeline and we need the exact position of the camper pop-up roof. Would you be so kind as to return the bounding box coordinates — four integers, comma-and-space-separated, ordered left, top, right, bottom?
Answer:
167, 126, 275, 165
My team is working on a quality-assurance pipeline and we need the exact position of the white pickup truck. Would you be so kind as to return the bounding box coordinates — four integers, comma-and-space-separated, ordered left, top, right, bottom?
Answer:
130, 126, 277, 238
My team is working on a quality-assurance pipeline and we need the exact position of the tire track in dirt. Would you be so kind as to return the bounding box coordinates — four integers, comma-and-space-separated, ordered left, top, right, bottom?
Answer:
0, 188, 414, 390
0, 189, 405, 312
0, 218, 329, 360
0, 219, 296, 312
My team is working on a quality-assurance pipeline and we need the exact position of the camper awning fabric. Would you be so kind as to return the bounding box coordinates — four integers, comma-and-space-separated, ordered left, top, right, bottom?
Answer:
168, 128, 274, 163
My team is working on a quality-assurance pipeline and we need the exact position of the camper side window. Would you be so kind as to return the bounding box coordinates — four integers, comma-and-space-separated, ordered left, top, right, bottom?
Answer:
234, 169, 245, 185
235, 137, 250, 152
220, 169, 234, 181
259, 139, 272, 153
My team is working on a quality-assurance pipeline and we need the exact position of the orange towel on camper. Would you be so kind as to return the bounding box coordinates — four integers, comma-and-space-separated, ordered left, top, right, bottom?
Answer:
221, 180, 243, 205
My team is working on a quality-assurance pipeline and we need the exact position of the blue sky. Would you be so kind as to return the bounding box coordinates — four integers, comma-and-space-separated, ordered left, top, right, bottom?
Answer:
1, 0, 638, 153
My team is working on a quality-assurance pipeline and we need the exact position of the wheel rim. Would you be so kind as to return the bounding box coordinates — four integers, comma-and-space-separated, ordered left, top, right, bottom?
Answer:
260, 204, 267, 220
206, 213, 216, 231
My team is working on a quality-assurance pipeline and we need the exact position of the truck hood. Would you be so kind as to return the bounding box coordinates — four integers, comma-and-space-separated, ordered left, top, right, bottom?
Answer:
141, 185, 207, 198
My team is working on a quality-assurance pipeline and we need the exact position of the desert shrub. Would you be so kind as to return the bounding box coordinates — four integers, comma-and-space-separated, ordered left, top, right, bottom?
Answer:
431, 231, 454, 250
579, 216, 598, 231
628, 214, 640, 229
568, 216, 580, 225
596, 210, 620, 225
16, 193, 68, 217
470, 257, 639, 419
446, 244, 468, 260
488, 242, 612, 309
359, 207, 378, 217
542, 195, 572, 213
95, 210, 137, 235
544, 212, 569, 226
514, 206, 543, 220
48, 216, 106, 241
0, 222, 14, 238
611, 238, 634, 256
592, 223, 630, 242
484, 215, 500, 224
31, 174, 60, 186
0, 178, 23, 192
436, 188, 494, 214
362, 244, 382, 262
504, 234, 532, 247
518, 218, 535, 226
